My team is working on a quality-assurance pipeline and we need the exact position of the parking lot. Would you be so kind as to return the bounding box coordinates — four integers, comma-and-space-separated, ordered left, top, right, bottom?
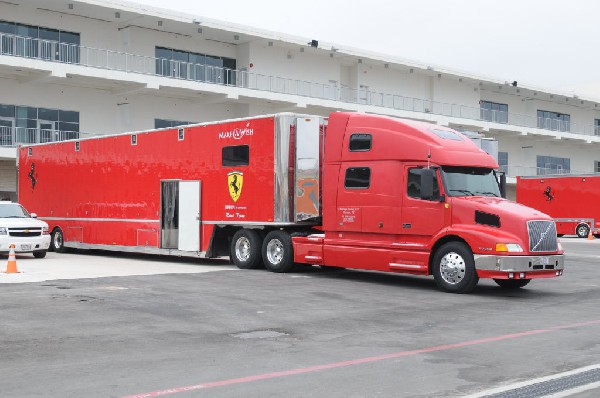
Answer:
0, 238, 599, 398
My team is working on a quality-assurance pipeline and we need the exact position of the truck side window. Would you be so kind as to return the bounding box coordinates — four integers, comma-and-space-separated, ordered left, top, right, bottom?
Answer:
407, 168, 440, 200
345, 167, 370, 189
349, 133, 372, 151
222, 145, 249, 166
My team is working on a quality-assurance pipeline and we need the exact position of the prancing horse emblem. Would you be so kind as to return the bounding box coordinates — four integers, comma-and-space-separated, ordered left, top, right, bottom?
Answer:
543, 186, 554, 202
228, 171, 243, 202
28, 162, 37, 190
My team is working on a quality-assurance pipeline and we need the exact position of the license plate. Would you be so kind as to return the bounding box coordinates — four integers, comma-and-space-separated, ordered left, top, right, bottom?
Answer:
537, 256, 550, 266
20, 244, 31, 251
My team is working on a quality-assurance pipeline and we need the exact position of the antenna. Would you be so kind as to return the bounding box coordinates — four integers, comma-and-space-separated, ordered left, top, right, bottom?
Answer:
427, 148, 431, 168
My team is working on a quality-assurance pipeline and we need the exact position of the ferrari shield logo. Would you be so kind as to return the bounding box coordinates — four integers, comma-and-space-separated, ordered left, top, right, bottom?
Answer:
228, 171, 243, 202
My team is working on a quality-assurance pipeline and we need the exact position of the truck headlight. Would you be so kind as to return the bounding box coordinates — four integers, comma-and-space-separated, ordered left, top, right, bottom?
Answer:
0, 227, 7, 235
496, 243, 523, 253
42, 226, 49, 235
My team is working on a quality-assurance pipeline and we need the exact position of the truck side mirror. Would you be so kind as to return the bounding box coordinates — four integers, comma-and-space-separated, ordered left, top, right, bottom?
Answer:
498, 172, 507, 199
420, 168, 435, 200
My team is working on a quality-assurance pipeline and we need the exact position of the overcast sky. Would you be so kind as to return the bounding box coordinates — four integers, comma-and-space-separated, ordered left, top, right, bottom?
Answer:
133, 0, 598, 96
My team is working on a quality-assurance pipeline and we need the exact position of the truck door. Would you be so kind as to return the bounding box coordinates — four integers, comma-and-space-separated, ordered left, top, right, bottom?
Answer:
401, 166, 447, 236
161, 180, 201, 251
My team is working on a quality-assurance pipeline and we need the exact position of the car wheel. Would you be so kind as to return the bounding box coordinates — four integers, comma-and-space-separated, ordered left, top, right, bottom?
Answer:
33, 250, 47, 259
51, 227, 66, 253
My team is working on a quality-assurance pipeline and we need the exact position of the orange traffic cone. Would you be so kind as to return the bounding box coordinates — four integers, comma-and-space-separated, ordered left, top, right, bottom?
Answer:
5, 244, 18, 273
588, 231, 595, 240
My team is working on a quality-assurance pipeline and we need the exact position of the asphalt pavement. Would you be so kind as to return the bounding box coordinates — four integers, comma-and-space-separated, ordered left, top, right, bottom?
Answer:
0, 238, 598, 398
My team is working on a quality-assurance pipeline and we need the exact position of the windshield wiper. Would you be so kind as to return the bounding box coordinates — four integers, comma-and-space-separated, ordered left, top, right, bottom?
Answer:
474, 191, 499, 197
449, 189, 474, 196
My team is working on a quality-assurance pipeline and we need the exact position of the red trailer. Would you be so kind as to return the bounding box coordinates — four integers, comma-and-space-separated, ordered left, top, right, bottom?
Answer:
18, 112, 564, 293
517, 174, 600, 238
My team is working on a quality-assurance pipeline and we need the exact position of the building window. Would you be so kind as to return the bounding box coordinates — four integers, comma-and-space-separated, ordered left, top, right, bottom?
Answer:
595, 119, 600, 136
0, 103, 79, 146
222, 145, 249, 167
0, 20, 80, 63
498, 151, 508, 173
537, 155, 570, 175
537, 110, 570, 132
155, 47, 236, 85
480, 101, 508, 123
595, 161, 600, 173
155, 119, 195, 129
344, 167, 371, 189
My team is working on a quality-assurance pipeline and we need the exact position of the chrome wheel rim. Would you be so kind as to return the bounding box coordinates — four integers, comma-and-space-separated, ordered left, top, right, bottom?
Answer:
235, 237, 251, 262
53, 232, 63, 249
578, 226, 588, 236
440, 251, 466, 285
266, 239, 284, 265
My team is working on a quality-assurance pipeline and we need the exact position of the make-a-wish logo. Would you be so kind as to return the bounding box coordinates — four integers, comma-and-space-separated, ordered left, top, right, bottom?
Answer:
218, 123, 254, 140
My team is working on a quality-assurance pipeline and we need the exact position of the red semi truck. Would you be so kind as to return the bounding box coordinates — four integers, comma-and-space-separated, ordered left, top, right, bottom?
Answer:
517, 174, 600, 238
18, 112, 564, 293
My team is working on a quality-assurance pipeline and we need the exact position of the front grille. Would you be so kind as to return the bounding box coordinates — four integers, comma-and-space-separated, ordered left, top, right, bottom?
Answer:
527, 220, 558, 252
9, 228, 42, 237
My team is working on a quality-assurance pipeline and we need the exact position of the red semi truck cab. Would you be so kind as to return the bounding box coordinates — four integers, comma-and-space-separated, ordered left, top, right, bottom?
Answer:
18, 112, 564, 293
292, 112, 564, 292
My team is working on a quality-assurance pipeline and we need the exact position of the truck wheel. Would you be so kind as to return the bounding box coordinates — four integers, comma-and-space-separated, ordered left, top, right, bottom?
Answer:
33, 250, 47, 259
51, 228, 67, 253
576, 223, 590, 238
230, 229, 263, 269
494, 279, 531, 289
262, 230, 294, 273
432, 242, 479, 293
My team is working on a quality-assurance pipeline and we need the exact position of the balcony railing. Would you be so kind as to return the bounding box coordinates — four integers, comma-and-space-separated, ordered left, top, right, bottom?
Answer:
500, 165, 596, 178
0, 126, 80, 146
2, 32, 600, 137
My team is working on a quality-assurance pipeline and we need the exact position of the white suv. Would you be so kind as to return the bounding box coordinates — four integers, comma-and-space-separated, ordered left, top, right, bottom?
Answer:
0, 202, 51, 258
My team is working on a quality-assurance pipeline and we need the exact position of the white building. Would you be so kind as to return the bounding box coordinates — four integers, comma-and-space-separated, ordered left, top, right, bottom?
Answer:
1, 0, 599, 201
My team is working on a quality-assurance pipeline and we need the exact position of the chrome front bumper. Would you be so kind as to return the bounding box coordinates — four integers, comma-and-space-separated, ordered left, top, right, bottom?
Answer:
474, 254, 565, 272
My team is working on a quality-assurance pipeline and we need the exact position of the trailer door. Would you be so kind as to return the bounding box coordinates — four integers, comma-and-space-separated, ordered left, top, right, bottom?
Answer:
178, 180, 201, 251
161, 180, 201, 251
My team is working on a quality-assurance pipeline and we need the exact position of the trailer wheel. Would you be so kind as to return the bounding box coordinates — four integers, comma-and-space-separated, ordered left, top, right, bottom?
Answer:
576, 223, 590, 238
51, 227, 66, 253
230, 229, 263, 269
262, 230, 294, 273
494, 279, 531, 289
432, 242, 479, 293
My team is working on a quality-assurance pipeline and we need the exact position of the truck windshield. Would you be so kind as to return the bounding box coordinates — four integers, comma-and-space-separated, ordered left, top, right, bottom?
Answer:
0, 203, 31, 218
441, 166, 501, 197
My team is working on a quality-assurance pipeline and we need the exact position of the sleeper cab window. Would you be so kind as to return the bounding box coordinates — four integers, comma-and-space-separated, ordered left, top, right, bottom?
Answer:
349, 133, 372, 152
345, 167, 371, 189
222, 145, 249, 167
407, 168, 440, 200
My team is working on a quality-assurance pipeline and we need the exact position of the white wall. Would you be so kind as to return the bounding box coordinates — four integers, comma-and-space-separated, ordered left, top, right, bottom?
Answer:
0, 77, 119, 134
246, 42, 341, 87
358, 65, 431, 100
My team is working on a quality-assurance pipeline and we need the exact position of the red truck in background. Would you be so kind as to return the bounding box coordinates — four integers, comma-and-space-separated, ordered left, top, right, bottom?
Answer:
18, 112, 564, 293
517, 174, 600, 238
